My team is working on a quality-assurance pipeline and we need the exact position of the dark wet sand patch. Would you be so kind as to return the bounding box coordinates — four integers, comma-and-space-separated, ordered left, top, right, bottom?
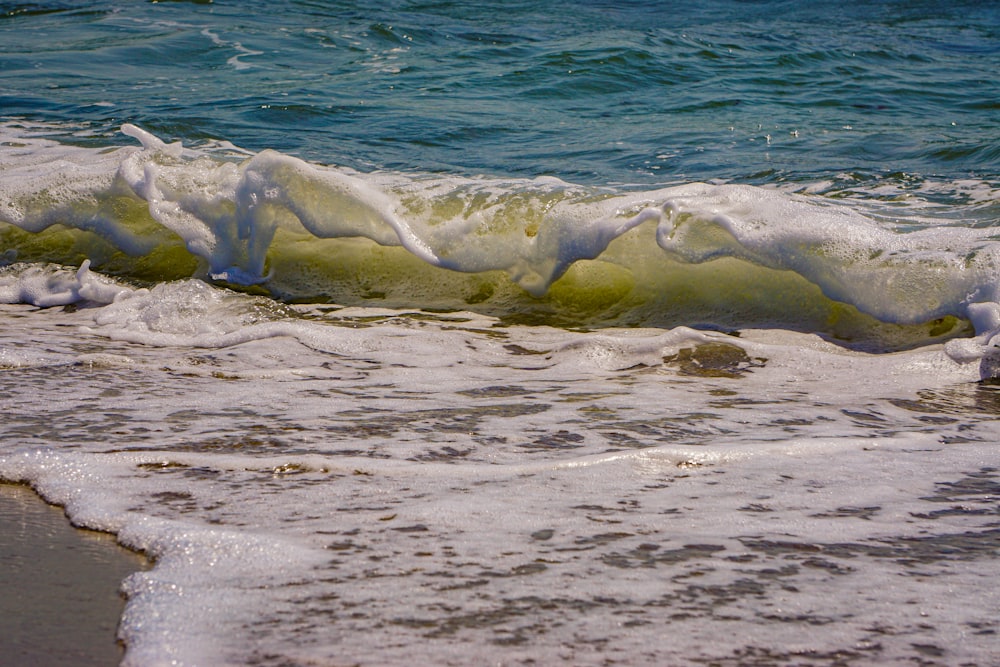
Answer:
0, 483, 148, 667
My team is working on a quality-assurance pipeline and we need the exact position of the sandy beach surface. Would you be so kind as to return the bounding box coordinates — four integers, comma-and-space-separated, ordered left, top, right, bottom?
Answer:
0, 483, 148, 667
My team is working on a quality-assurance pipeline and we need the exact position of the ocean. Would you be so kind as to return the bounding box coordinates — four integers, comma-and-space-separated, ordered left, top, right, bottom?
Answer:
1, 1, 999, 665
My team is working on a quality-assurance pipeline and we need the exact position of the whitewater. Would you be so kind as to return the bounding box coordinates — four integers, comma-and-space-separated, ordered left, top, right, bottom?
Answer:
2, 1, 999, 665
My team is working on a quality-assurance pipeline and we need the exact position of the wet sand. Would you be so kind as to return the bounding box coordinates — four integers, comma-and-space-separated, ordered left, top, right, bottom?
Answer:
0, 483, 148, 667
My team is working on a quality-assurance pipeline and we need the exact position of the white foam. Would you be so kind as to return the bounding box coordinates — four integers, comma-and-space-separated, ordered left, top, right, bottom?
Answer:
0, 261, 130, 307
657, 182, 1000, 325
3, 124, 999, 363
2, 282, 999, 665
0, 127, 987, 305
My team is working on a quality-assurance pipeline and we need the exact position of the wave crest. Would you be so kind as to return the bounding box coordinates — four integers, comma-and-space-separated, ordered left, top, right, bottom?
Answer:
2, 123, 998, 351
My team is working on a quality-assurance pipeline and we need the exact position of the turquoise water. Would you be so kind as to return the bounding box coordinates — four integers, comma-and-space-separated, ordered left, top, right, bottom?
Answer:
4, 0, 999, 185
3, 3, 1000, 666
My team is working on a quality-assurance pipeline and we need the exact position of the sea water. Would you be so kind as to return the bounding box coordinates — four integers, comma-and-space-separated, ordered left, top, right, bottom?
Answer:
1, 1, 999, 665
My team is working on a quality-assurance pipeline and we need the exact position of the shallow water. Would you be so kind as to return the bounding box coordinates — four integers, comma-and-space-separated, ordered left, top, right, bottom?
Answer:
1, 1, 999, 665
2, 298, 999, 665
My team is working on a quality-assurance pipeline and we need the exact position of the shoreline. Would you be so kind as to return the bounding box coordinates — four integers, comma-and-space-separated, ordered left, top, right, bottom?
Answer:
0, 483, 148, 667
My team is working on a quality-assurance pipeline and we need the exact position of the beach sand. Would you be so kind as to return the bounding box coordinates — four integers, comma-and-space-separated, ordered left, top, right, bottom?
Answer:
0, 483, 148, 667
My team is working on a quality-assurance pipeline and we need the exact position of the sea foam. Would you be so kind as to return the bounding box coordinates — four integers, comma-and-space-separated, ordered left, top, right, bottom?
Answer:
2, 123, 999, 361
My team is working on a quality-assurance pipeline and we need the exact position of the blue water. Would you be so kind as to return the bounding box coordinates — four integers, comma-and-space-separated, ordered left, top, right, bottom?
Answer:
3, 0, 998, 186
